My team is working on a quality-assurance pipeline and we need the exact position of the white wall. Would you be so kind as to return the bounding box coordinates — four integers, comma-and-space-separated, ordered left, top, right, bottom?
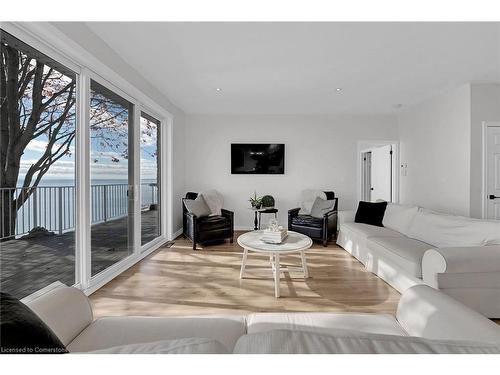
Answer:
398, 85, 471, 216
51, 22, 187, 234
185, 114, 398, 229
469, 84, 500, 218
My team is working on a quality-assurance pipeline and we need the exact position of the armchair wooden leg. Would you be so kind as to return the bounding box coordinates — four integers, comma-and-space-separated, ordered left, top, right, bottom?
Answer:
323, 238, 328, 247
230, 236, 234, 244
192, 241, 197, 250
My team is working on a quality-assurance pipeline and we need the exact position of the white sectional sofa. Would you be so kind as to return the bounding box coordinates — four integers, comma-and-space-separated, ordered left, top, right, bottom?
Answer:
26, 285, 500, 353
337, 204, 500, 318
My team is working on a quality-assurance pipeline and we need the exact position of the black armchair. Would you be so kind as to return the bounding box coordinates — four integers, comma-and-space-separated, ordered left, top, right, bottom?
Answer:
288, 192, 338, 247
182, 192, 234, 250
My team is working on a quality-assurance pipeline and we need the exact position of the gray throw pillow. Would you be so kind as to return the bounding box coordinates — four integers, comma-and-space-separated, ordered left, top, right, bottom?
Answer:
184, 195, 211, 217
310, 197, 334, 218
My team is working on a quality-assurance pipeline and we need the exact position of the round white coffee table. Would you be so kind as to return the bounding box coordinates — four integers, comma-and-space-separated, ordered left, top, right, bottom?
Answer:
237, 230, 313, 297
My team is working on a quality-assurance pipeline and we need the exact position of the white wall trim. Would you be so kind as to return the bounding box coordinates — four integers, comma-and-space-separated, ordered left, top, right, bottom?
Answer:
481, 121, 500, 219
172, 228, 183, 239
357, 140, 400, 204
235, 226, 253, 231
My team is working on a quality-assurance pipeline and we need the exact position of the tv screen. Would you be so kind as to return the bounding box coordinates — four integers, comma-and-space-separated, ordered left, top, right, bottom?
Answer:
231, 144, 285, 174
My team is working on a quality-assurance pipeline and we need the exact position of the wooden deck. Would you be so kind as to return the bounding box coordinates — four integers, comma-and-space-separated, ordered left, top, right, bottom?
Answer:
89, 232, 401, 318
0, 210, 159, 299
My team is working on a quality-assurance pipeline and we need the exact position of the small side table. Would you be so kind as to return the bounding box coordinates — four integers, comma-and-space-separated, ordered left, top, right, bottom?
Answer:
258, 208, 278, 229
249, 207, 279, 230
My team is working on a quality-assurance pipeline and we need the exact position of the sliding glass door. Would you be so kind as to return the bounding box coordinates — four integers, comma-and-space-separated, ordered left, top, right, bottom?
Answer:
89, 80, 134, 276
0, 30, 77, 298
140, 112, 161, 246
1, 26, 170, 299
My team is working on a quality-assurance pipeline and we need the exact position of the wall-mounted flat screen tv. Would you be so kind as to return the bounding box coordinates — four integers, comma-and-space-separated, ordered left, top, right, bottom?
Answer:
231, 144, 285, 174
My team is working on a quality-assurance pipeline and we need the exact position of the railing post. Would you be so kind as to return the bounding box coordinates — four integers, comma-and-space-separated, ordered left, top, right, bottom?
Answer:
58, 187, 63, 235
151, 185, 154, 205
33, 188, 38, 228
103, 185, 108, 222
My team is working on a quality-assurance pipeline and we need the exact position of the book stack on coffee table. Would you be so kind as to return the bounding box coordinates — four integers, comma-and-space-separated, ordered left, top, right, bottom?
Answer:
261, 227, 288, 244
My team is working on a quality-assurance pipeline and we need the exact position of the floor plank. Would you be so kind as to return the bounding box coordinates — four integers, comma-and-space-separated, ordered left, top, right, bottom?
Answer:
90, 231, 401, 318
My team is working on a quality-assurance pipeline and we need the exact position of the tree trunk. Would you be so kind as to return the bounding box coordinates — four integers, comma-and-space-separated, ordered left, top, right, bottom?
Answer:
0, 188, 16, 241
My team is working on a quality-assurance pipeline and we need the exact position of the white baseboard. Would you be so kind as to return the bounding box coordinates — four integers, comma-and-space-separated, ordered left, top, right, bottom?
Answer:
172, 228, 183, 239
171, 227, 251, 239
235, 226, 253, 231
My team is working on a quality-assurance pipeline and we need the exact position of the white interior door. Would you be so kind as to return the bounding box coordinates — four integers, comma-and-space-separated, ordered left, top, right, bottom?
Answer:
361, 151, 372, 201
371, 145, 392, 202
486, 125, 500, 220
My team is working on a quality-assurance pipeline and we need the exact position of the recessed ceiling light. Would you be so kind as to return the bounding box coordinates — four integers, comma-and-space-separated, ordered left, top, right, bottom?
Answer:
335, 88, 342, 93
215, 88, 222, 92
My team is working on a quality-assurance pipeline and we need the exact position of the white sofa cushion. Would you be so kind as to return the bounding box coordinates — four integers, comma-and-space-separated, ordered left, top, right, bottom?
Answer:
382, 203, 418, 236
246, 312, 407, 337
407, 209, 500, 247
367, 237, 435, 278
67, 315, 246, 353
233, 329, 500, 354
87, 338, 229, 354
341, 222, 405, 240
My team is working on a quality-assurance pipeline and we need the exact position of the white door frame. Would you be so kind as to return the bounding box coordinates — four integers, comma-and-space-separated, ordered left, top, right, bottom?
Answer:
481, 121, 500, 219
360, 151, 372, 201
357, 140, 400, 204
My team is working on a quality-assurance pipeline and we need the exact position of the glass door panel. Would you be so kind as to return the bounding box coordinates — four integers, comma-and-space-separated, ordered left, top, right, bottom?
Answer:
140, 112, 161, 246
89, 80, 133, 276
0, 30, 77, 298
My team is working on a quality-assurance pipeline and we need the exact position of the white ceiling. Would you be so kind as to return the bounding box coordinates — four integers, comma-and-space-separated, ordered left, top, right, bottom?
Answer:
84, 22, 500, 114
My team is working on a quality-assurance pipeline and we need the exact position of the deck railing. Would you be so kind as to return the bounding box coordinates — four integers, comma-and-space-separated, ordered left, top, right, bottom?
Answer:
0, 183, 158, 240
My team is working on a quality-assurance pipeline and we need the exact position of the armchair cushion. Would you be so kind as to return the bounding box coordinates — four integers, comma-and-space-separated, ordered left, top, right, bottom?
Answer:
299, 190, 327, 215
198, 215, 231, 231
200, 189, 224, 216
184, 195, 211, 218
310, 197, 335, 218
291, 215, 323, 228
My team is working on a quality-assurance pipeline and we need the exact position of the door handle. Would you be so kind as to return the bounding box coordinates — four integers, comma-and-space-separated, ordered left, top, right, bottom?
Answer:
489, 195, 500, 200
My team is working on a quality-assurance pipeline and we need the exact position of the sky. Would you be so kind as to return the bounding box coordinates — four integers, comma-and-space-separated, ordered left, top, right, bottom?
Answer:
19, 116, 159, 186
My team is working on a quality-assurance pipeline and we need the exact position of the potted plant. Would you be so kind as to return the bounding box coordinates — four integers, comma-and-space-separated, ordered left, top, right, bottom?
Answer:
261, 195, 275, 208
249, 191, 262, 209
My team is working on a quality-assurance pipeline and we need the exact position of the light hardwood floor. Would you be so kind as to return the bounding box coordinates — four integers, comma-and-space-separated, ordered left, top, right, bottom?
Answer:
90, 231, 401, 318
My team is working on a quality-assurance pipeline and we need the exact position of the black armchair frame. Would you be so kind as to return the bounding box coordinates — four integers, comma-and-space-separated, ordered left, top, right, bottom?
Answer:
182, 192, 234, 250
288, 197, 338, 247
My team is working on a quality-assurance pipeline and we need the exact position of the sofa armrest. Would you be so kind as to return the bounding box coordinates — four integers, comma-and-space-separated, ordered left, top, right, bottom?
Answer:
396, 285, 500, 343
338, 210, 356, 224
422, 246, 500, 288
26, 286, 93, 347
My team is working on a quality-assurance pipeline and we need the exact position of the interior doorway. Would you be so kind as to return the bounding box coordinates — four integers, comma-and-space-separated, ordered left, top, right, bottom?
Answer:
483, 122, 500, 220
360, 142, 398, 203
